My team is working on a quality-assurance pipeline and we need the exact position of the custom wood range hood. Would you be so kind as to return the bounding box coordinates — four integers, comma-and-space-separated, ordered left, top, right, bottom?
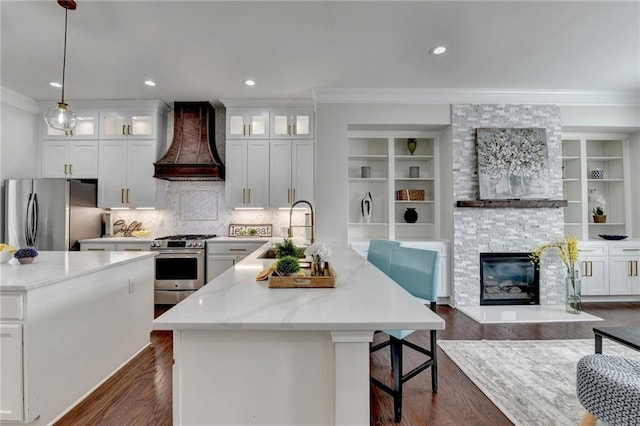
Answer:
154, 101, 225, 181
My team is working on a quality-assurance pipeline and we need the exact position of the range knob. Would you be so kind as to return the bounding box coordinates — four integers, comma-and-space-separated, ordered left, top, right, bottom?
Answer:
187, 242, 193, 247
197, 241, 203, 247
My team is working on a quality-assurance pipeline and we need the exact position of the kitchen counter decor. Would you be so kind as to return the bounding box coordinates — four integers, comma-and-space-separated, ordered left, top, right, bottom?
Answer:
14, 247, 38, 264
267, 262, 337, 288
229, 223, 272, 237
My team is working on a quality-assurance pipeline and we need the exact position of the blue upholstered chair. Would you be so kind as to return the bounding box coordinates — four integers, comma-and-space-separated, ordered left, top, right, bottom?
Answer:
366, 239, 400, 276
370, 246, 440, 423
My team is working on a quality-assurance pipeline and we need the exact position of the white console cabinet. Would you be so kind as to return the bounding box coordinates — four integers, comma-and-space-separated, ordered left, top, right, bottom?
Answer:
578, 240, 640, 298
206, 240, 266, 282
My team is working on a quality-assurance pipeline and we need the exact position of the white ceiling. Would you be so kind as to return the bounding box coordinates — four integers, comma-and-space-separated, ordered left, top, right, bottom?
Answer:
2, 1, 639, 105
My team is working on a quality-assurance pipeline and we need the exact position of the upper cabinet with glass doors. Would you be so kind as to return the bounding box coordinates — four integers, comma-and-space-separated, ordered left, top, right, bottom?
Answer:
225, 109, 270, 139
269, 108, 314, 139
99, 111, 157, 139
41, 110, 99, 139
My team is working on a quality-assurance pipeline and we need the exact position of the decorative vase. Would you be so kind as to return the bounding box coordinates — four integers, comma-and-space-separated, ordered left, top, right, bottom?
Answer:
407, 138, 417, 155
593, 215, 607, 223
361, 192, 372, 223
508, 170, 525, 197
403, 208, 418, 223
17, 257, 34, 264
565, 269, 582, 314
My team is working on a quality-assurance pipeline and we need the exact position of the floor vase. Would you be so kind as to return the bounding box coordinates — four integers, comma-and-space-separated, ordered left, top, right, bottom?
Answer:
566, 269, 582, 314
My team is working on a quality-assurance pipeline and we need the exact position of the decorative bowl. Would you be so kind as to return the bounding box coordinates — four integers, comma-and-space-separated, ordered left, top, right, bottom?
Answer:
598, 234, 628, 240
131, 230, 152, 238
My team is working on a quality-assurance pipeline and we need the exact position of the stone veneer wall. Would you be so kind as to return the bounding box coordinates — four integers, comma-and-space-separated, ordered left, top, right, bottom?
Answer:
452, 104, 565, 306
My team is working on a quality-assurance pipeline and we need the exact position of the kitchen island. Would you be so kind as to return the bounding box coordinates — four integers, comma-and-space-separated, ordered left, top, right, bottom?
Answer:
153, 242, 445, 426
0, 251, 154, 425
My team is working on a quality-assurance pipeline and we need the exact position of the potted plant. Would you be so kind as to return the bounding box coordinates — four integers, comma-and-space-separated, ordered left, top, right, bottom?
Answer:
592, 207, 607, 223
14, 247, 39, 264
275, 256, 301, 276
273, 239, 306, 259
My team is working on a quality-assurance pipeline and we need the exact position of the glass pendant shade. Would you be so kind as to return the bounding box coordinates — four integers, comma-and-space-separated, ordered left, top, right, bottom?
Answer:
45, 102, 77, 131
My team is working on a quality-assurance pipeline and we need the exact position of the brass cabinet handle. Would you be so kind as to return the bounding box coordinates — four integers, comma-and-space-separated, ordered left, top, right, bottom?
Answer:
124, 248, 142, 251
64, 164, 69, 175
87, 248, 105, 251
229, 248, 247, 252
248, 124, 252, 135
126, 188, 130, 204
293, 124, 297, 135
287, 124, 291, 135
635, 260, 639, 277
242, 188, 246, 204
579, 249, 595, 252
247, 188, 251, 204
287, 188, 291, 204
121, 188, 125, 204
629, 260, 633, 277
622, 248, 640, 252
292, 188, 296, 202
243, 124, 246, 136
127, 124, 132, 135
582, 261, 587, 277
69, 164, 72, 175
589, 261, 593, 277
122, 124, 127, 135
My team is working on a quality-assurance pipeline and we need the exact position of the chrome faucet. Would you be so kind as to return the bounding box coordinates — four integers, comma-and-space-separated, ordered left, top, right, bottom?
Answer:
288, 200, 315, 244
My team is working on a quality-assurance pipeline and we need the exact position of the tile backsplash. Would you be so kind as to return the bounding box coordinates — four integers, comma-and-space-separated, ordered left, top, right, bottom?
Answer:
113, 181, 309, 239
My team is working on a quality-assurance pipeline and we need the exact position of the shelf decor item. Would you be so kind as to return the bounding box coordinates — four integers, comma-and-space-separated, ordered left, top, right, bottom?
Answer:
403, 208, 418, 223
0, 243, 17, 263
396, 189, 425, 201
409, 166, 420, 178
476, 128, 551, 200
591, 169, 604, 179
361, 192, 372, 223
531, 235, 581, 314
598, 234, 628, 240
592, 207, 607, 223
407, 138, 417, 155
361, 166, 371, 178
14, 247, 39, 264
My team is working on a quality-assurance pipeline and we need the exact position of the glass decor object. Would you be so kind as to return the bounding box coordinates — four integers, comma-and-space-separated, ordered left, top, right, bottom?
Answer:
407, 138, 417, 155
44, 0, 77, 131
565, 269, 582, 314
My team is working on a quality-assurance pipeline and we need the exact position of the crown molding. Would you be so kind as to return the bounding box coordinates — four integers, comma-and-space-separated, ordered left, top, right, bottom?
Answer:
312, 88, 640, 106
1, 86, 39, 113
220, 98, 314, 108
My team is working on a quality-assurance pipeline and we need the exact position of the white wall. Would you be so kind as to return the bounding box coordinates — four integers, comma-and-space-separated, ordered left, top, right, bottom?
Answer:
314, 103, 450, 243
0, 88, 40, 241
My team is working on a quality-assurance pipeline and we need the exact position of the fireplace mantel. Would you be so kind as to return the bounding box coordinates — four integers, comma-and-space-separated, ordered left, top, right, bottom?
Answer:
456, 200, 568, 208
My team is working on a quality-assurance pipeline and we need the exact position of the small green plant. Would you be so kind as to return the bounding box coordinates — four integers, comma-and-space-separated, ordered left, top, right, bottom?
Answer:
592, 207, 604, 216
276, 256, 300, 275
248, 228, 258, 235
14, 247, 38, 259
274, 239, 305, 259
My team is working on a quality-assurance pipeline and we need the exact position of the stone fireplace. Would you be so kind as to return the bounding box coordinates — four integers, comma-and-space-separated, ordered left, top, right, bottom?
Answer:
480, 253, 540, 305
451, 104, 565, 307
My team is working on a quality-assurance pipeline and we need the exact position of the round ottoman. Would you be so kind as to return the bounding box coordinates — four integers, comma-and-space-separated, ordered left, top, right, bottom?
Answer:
576, 354, 640, 426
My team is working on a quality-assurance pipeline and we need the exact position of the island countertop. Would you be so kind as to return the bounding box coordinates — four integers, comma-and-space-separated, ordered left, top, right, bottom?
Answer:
153, 242, 445, 332
0, 251, 156, 291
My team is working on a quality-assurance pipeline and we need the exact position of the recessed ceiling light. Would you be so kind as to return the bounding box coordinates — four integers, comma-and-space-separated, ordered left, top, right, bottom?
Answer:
245, 79, 256, 86
430, 46, 447, 55
144, 80, 156, 87
49, 81, 62, 88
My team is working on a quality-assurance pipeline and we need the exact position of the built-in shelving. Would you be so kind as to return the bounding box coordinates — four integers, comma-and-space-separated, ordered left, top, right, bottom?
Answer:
347, 130, 440, 241
562, 134, 631, 240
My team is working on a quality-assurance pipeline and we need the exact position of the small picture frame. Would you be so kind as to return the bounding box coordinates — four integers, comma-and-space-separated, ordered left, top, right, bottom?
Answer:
228, 223, 272, 237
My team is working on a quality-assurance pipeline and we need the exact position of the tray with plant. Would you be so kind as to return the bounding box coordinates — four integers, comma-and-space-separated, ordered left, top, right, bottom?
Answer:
273, 239, 306, 259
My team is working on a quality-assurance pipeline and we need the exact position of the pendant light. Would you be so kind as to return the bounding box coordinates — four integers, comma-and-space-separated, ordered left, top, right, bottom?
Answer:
44, 0, 77, 131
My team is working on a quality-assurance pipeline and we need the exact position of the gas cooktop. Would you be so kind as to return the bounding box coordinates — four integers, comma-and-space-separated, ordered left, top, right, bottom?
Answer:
154, 234, 217, 241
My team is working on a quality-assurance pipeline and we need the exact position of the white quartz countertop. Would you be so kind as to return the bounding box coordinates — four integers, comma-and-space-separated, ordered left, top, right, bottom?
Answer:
79, 237, 154, 243
0, 251, 155, 291
153, 242, 445, 332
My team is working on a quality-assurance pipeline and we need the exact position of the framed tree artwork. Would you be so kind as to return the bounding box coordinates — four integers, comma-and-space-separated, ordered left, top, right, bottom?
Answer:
476, 128, 551, 200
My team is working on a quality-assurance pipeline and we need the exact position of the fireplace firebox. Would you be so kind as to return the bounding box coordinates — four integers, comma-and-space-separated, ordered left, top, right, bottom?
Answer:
480, 253, 539, 305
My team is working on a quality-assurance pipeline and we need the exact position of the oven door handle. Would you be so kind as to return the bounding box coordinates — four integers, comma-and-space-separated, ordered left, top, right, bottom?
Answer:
153, 250, 204, 256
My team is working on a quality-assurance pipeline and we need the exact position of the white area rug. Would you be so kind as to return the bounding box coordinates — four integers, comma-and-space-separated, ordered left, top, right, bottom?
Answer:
438, 339, 640, 426
457, 305, 603, 324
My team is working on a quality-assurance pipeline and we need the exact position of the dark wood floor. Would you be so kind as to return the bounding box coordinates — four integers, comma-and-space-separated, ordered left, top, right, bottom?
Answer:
55, 303, 640, 426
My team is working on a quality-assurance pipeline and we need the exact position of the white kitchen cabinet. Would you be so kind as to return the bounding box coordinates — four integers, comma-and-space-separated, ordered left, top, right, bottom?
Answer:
226, 109, 269, 139
41, 139, 99, 178
206, 241, 265, 282
99, 110, 157, 139
41, 110, 99, 139
578, 242, 609, 296
269, 139, 314, 207
608, 244, 640, 295
80, 241, 151, 251
270, 108, 313, 139
0, 323, 23, 422
98, 139, 163, 208
225, 140, 269, 208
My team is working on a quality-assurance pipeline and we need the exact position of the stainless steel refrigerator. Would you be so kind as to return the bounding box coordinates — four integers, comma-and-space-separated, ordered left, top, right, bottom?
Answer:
4, 179, 103, 251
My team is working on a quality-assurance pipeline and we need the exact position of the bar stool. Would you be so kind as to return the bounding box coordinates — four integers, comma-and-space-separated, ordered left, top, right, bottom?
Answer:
370, 246, 440, 422
366, 239, 400, 276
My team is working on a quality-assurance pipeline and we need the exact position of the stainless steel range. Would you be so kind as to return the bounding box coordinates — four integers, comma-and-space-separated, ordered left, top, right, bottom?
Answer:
151, 234, 216, 304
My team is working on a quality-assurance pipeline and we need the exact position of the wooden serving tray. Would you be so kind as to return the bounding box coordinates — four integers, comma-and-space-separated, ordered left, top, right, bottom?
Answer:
268, 264, 336, 288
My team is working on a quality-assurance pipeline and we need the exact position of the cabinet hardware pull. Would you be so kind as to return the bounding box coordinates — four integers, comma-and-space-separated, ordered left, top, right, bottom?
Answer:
249, 124, 252, 135
579, 249, 595, 252
70, 129, 74, 136
122, 124, 127, 135
248, 188, 251, 204
229, 248, 247, 252
64, 164, 68, 175
127, 124, 132, 135
124, 248, 142, 251
287, 188, 291, 204
243, 124, 246, 136
292, 188, 296, 202
582, 261, 587, 276
287, 124, 291, 136
629, 261, 633, 277
293, 124, 297, 135
635, 260, 639, 277
121, 188, 125, 204
589, 261, 593, 277
87, 248, 105, 251
242, 188, 246, 204
69, 164, 72, 175
622, 249, 640, 251
126, 188, 130, 203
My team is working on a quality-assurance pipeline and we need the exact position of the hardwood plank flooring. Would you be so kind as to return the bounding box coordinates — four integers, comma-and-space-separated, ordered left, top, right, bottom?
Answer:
54, 303, 639, 425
